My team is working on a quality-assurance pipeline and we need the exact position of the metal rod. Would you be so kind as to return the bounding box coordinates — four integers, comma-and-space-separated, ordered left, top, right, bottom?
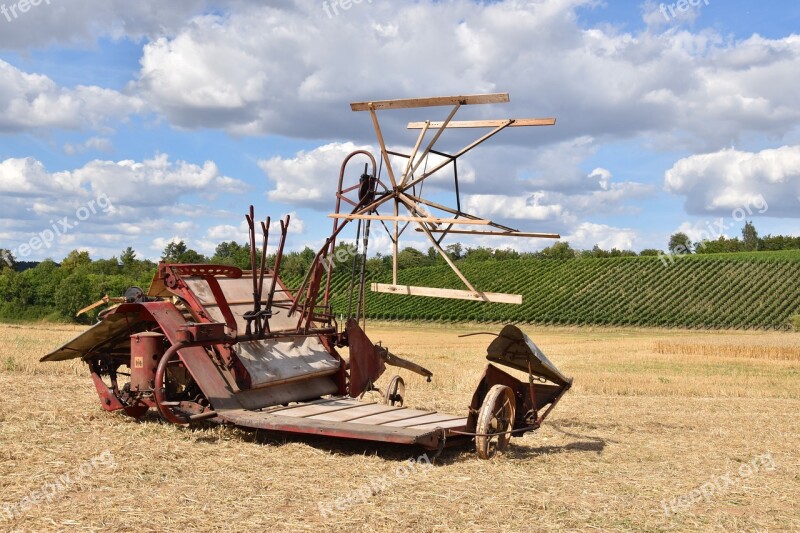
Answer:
324, 150, 377, 308
404, 120, 513, 191
245, 206, 258, 336
403, 193, 518, 232
357, 219, 371, 325
265, 215, 289, 328
347, 220, 363, 320
256, 216, 270, 335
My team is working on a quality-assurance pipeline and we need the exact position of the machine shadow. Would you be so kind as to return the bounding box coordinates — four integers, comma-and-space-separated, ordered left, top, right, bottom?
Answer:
126, 414, 464, 463
504, 421, 609, 459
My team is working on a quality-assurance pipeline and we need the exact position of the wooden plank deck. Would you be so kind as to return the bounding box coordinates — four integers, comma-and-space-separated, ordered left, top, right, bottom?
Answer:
218, 397, 469, 449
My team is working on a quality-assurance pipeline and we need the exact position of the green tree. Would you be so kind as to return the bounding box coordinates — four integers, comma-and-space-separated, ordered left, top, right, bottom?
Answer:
29, 259, 64, 306
695, 236, 742, 254
120, 247, 137, 268
366, 254, 390, 275
61, 250, 91, 270
463, 246, 494, 262
162, 241, 187, 262
397, 247, 429, 269
54, 272, 95, 320
445, 243, 463, 260
639, 249, 662, 256
279, 247, 317, 279
300, 246, 316, 264
742, 221, 759, 251
162, 240, 206, 264
180, 249, 207, 264
760, 234, 800, 251
609, 248, 636, 257
212, 241, 252, 269
90, 257, 121, 275
588, 245, 610, 258
493, 248, 520, 261
538, 242, 576, 260
668, 233, 692, 254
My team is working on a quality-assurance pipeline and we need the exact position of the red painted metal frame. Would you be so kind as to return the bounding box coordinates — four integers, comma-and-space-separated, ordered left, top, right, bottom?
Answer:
159, 263, 253, 389
345, 318, 386, 397
467, 363, 569, 434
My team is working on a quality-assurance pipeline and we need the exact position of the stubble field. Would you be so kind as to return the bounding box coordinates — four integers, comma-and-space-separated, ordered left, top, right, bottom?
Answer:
1, 322, 798, 532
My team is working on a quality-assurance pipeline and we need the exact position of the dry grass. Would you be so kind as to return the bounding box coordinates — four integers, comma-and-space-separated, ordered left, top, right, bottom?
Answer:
1, 321, 799, 532
653, 338, 800, 361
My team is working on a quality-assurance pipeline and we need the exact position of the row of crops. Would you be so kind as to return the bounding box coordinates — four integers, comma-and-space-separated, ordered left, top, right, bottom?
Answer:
296, 251, 800, 329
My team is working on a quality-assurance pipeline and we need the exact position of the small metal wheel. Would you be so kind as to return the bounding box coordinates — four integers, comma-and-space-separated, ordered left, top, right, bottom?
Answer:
475, 384, 516, 459
383, 375, 405, 407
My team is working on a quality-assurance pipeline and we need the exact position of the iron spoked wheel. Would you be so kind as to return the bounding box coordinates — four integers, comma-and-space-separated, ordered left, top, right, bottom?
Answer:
383, 375, 405, 407
475, 384, 516, 459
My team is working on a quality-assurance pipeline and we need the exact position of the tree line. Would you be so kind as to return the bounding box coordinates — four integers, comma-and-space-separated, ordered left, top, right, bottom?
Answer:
667, 221, 800, 256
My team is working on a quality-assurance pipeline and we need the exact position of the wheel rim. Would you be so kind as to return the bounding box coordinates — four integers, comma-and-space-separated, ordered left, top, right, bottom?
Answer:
384, 375, 405, 406
476, 385, 515, 459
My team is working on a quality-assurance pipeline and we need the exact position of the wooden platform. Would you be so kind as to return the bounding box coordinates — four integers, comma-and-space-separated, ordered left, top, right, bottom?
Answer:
218, 397, 470, 449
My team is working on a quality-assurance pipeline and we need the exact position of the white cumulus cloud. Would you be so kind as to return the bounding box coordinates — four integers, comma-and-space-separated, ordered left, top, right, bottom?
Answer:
664, 145, 800, 217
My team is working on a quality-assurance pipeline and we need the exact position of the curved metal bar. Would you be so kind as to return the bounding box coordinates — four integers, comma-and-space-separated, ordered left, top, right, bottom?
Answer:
154, 342, 189, 424
324, 150, 378, 306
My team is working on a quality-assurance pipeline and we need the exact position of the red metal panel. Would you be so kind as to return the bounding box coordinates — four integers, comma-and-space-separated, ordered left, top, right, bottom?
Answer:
345, 319, 385, 396
114, 301, 242, 412
130, 332, 163, 392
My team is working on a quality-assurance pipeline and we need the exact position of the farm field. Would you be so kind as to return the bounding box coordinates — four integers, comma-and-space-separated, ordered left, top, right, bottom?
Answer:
1, 321, 798, 532
320, 251, 800, 330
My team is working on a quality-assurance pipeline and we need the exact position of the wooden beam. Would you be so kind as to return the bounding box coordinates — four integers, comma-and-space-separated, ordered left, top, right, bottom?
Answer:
400, 192, 517, 232
368, 108, 397, 188
414, 229, 561, 239
328, 214, 490, 225
406, 103, 461, 181
397, 195, 480, 295
351, 93, 509, 111
408, 118, 556, 129
400, 120, 430, 187
393, 198, 399, 284
372, 284, 522, 305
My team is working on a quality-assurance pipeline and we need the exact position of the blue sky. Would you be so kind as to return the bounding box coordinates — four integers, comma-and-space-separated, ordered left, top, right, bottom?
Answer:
1, 0, 798, 262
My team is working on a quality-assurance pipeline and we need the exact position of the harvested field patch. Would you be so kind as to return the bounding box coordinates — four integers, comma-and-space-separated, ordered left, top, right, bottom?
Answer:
1, 322, 798, 532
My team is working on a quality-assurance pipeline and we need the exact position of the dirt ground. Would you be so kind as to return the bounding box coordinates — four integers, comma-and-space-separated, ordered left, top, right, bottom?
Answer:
1, 321, 798, 532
